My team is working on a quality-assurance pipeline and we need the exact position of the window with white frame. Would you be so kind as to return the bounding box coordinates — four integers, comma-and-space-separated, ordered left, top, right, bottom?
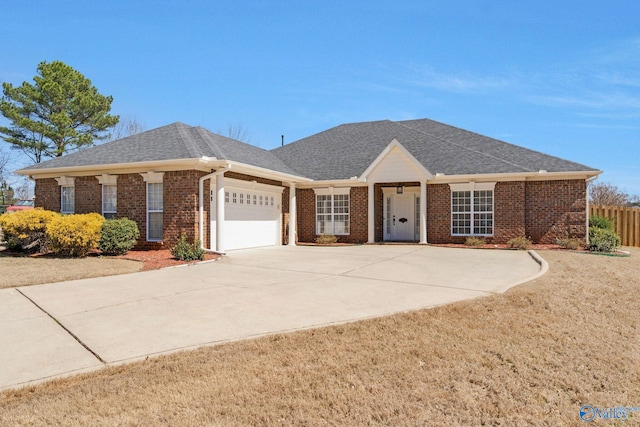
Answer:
102, 184, 117, 219
147, 182, 163, 241
315, 188, 350, 235
61, 186, 75, 214
450, 183, 494, 236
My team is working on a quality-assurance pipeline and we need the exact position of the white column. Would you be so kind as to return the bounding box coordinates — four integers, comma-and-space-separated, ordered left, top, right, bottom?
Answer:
368, 182, 375, 243
420, 181, 427, 244
216, 174, 225, 252
288, 182, 296, 246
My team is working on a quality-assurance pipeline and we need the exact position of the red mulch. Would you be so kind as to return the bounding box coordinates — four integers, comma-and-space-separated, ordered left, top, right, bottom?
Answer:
113, 250, 220, 271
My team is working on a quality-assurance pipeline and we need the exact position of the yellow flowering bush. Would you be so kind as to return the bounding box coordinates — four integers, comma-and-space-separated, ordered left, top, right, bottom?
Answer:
46, 213, 105, 257
0, 209, 59, 252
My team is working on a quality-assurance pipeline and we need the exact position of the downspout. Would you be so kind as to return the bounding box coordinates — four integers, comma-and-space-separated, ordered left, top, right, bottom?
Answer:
199, 165, 229, 253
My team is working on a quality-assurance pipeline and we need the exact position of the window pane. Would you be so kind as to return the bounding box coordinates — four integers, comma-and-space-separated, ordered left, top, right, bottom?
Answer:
61, 186, 75, 213
148, 212, 163, 240
147, 183, 163, 210
147, 182, 163, 241
102, 185, 117, 214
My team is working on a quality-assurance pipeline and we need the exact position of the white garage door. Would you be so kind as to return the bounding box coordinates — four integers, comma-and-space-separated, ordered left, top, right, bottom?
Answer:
211, 178, 283, 251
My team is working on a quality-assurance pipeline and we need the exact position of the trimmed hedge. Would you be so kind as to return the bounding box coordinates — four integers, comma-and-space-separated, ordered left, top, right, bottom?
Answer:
98, 218, 140, 255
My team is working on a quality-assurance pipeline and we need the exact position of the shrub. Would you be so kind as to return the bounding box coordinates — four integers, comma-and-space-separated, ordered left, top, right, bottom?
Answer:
464, 236, 485, 247
557, 237, 585, 250
507, 236, 532, 250
98, 218, 140, 255
589, 215, 614, 231
0, 208, 59, 252
170, 233, 204, 261
588, 227, 621, 253
47, 213, 105, 257
315, 234, 338, 244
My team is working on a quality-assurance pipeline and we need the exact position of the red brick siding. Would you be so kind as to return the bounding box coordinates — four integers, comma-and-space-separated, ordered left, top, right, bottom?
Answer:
426, 184, 453, 244
493, 181, 526, 243
75, 176, 101, 214
34, 178, 60, 211
525, 179, 587, 243
296, 188, 316, 243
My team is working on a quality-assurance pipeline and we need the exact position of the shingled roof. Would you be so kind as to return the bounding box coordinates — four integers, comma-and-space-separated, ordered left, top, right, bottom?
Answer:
19, 122, 299, 176
18, 118, 598, 181
271, 119, 598, 180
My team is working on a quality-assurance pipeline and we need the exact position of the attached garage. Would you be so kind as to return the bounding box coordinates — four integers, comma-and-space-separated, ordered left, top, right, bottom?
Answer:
211, 178, 284, 251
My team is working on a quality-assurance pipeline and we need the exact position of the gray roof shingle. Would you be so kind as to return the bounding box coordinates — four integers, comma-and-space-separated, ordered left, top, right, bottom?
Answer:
19, 118, 598, 181
271, 119, 598, 180
19, 122, 300, 176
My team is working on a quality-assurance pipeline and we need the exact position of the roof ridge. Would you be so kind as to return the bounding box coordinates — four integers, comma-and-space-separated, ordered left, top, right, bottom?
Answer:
394, 120, 532, 172
175, 123, 204, 158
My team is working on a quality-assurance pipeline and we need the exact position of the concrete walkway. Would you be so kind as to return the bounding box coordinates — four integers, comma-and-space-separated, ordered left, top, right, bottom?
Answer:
0, 245, 544, 390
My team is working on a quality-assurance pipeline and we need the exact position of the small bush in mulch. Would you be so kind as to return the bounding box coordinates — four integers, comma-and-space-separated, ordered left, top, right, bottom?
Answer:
98, 218, 140, 255
170, 233, 205, 261
507, 236, 532, 250
557, 237, 585, 250
464, 236, 485, 247
315, 234, 338, 244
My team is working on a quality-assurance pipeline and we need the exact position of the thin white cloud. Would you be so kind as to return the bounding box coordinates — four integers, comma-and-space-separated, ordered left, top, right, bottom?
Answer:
402, 64, 514, 94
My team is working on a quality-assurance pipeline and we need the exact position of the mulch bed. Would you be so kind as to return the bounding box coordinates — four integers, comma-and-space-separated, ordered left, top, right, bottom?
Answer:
112, 250, 220, 271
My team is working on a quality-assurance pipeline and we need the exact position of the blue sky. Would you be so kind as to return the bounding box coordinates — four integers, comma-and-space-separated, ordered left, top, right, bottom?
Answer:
1, 1, 639, 195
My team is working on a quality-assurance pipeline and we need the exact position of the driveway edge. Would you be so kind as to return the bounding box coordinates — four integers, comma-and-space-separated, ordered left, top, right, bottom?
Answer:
493, 250, 549, 294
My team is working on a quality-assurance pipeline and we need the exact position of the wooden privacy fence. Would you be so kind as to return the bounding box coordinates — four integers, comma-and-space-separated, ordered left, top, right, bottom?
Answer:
589, 205, 640, 247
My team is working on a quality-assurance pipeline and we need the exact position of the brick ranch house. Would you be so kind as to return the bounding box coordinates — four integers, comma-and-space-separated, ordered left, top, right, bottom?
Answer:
16, 119, 601, 252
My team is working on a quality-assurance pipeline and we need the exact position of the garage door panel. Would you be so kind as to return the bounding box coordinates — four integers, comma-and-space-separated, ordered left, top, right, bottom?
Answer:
215, 178, 283, 251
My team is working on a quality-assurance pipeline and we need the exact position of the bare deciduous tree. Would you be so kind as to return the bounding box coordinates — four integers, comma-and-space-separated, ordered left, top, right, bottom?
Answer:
219, 123, 250, 143
589, 181, 638, 206
109, 117, 146, 141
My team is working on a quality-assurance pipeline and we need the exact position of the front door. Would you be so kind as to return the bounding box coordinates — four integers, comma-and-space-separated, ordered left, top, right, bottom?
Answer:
383, 191, 417, 241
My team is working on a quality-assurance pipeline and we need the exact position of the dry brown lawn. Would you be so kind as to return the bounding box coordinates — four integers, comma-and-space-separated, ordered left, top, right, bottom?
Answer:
0, 251, 143, 288
1, 248, 638, 426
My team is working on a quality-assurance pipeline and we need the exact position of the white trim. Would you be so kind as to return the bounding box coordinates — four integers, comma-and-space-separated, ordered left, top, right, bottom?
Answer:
367, 183, 374, 243
313, 187, 351, 196
359, 138, 433, 181
289, 182, 296, 245
449, 182, 496, 192
225, 177, 285, 194
96, 174, 118, 185
420, 181, 427, 244
54, 176, 75, 187
140, 171, 165, 183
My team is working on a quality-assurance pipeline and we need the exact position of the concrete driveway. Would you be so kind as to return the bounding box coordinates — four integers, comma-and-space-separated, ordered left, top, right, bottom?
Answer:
0, 245, 544, 390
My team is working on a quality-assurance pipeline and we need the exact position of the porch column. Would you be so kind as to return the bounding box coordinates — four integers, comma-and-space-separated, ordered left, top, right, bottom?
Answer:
368, 182, 375, 243
420, 181, 427, 244
216, 174, 225, 252
288, 182, 296, 246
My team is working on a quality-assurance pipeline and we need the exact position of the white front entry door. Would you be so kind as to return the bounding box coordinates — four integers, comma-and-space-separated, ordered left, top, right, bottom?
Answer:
383, 190, 418, 241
